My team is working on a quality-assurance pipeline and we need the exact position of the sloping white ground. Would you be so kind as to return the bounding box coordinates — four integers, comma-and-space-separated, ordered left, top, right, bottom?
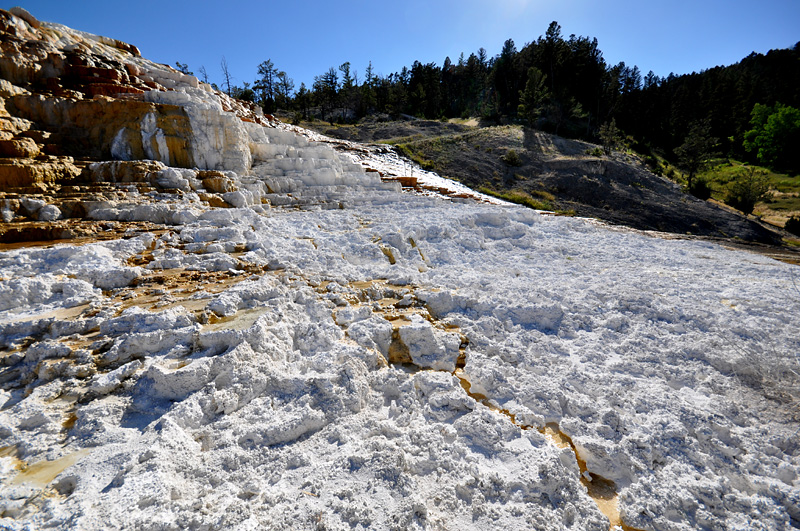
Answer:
283, 124, 506, 204
0, 14, 798, 529
1, 185, 799, 530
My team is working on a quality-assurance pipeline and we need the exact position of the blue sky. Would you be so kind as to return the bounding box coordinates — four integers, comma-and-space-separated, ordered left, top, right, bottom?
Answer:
15, 0, 800, 91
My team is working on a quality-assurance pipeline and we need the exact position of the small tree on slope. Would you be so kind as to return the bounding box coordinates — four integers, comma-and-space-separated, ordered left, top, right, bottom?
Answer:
675, 119, 717, 191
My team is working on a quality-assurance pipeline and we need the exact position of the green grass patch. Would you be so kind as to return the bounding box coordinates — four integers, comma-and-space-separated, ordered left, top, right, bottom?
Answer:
379, 134, 426, 145
763, 195, 800, 211
699, 160, 800, 210
479, 187, 552, 210
395, 143, 437, 171
530, 189, 556, 202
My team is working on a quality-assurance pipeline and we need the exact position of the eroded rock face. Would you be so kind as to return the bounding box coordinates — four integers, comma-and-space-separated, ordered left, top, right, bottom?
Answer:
0, 157, 80, 188
0, 8, 252, 238
0, 7, 396, 247
0, 7, 256, 172
6, 94, 195, 166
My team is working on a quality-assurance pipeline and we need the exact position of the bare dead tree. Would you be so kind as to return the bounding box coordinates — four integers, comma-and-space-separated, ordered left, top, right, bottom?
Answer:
220, 56, 233, 96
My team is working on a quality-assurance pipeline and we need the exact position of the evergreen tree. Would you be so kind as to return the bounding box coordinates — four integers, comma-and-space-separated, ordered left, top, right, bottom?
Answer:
518, 67, 549, 127
175, 62, 193, 75
255, 60, 277, 112
675, 119, 717, 189
724, 166, 771, 215
295, 82, 311, 119
339, 62, 356, 120
599, 119, 622, 155
275, 71, 294, 109
492, 39, 518, 116
359, 61, 378, 117
313, 67, 339, 122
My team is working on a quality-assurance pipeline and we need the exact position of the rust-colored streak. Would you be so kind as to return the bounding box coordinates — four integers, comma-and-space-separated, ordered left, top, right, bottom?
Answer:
387, 330, 412, 365
455, 373, 646, 531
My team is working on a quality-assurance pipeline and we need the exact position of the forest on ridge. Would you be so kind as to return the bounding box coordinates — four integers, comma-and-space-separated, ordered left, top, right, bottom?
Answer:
204, 21, 800, 176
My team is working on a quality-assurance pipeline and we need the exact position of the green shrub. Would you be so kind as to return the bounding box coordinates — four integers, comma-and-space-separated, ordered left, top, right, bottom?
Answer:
501, 149, 522, 166
723, 167, 771, 215
785, 215, 800, 236
688, 177, 713, 200
586, 147, 603, 157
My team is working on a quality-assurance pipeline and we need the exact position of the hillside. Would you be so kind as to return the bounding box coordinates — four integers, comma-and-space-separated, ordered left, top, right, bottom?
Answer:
1, 8, 799, 531
280, 24, 800, 180
308, 118, 792, 247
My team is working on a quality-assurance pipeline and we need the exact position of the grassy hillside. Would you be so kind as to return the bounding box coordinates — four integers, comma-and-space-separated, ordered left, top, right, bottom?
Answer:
697, 160, 800, 228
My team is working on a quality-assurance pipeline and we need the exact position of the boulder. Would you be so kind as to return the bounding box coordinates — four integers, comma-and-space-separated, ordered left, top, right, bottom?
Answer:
0, 137, 39, 157
200, 171, 237, 193
0, 158, 80, 188
82, 160, 166, 184
8, 7, 40, 29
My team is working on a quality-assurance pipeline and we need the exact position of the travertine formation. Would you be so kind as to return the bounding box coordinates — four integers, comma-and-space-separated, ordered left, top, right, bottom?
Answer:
0, 6, 400, 244
1, 8, 799, 531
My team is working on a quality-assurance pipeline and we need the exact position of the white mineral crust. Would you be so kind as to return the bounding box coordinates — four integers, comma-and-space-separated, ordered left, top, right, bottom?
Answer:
0, 18, 798, 531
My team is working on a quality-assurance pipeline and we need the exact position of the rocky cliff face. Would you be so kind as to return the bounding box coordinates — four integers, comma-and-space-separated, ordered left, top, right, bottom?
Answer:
0, 6, 401, 244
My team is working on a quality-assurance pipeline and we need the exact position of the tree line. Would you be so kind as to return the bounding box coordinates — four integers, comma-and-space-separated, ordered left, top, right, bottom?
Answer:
190, 21, 800, 175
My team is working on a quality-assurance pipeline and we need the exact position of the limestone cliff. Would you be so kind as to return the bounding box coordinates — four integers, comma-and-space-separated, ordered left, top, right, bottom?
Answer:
0, 6, 259, 172
0, 7, 397, 243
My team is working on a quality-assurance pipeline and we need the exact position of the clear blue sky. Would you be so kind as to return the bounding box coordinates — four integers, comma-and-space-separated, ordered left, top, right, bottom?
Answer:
14, 0, 800, 91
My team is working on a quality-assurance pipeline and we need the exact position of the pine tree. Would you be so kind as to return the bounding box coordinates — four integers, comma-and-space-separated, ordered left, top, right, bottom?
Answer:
313, 67, 339, 122
275, 72, 294, 109
675, 119, 717, 190
254, 60, 277, 112
724, 166, 771, 215
518, 67, 549, 127
599, 119, 622, 155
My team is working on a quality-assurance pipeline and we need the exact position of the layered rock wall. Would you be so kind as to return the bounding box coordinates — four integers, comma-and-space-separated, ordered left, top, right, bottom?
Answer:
7, 94, 194, 166
0, 7, 398, 243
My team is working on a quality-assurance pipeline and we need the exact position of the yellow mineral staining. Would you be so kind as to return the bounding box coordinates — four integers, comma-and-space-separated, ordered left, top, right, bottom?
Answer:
455, 372, 639, 530
0, 445, 21, 460
61, 412, 78, 430
388, 329, 412, 365
454, 372, 641, 530
1, 303, 90, 326
201, 307, 272, 332
538, 423, 642, 530
298, 237, 318, 249
380, 245, 397, 265
0, 221, 167, 250
10, 449, 91, 489
115, 266, 261, 317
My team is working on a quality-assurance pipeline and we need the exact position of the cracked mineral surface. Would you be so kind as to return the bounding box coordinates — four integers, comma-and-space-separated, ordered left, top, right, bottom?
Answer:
1, 7, 799, 531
